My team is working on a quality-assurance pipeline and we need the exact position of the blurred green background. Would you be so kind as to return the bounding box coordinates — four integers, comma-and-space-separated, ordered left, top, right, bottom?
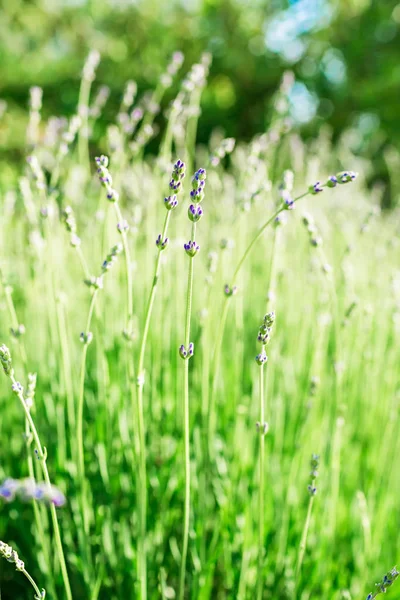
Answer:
0, 0, 400, 204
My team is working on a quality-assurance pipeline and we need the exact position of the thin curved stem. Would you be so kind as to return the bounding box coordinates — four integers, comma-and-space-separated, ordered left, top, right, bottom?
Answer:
23, 568, 43, 598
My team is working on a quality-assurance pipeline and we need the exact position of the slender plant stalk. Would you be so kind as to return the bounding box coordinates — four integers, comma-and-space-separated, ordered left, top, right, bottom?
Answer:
295, 454, 319, 593
77, 288, 99, 488
9, 373, 73, 600
257, 360, 266, 600
295, 494, 315, 586
179, 220, 196, 600
133, 210, 172, 598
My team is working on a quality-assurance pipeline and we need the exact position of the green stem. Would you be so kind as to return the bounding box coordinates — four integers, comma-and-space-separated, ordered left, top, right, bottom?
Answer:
22, 568, 43, 598
113, 203, 134, 330
257, 361, 266, 600
179, 221, 196, 600
77, 289, 99, 487
10, 374, 73, 600
295, 494, 315, 589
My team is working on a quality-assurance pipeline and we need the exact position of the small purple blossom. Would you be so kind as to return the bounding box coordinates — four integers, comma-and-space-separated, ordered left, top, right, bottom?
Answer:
169, 179, 182, 193
184, 240, 200, 257
224, 284, 238, 297
188, 204, 203, 222
281, 189, 295, 210
164, 195, 178, 211
326, 175, 338, 188
179, 342, 194, 360
337, 170, 358, 184
309, 181, 324, 195
117, 220, 129, 233
156, 234, 169, 251
255, 352, 268, 366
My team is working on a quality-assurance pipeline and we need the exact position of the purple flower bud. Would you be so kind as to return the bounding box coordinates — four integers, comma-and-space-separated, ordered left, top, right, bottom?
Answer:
0, 479, 19, 502
156, 234, 169, 251
255, 352, 268, 366
326, 175, 338, 188
95, 155, 109, 168
107, 188, 119, 202
224, 284, 238, 297
117, 220, 130, 233
307, 485, 317, 496
336, 170, 358, 184
309, 181, 324, 195
169, 179, 182, 192
188, 204, 203, 222
184, 240, 200, 257
164, 195, 178, 211
281, 189, 295, 210
179, 343, 194, 360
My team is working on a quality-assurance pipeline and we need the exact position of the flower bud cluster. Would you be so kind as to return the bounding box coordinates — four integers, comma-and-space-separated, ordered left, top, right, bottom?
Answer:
366, 567, 399, 599
302, 213, 323, 247
25, 373, 37, 410
95, 155, 120, 203
26, 155, 46, 191
255, 312, 275, 366
0, 540, 26, 572
164, 159, 186, 212
102, 244, 123, 273
0, 344, 13, 376
62, 206, 81, 247
307, 453, 320, 496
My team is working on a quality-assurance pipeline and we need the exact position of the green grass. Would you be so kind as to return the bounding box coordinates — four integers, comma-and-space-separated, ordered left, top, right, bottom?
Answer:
0, 57, 400, 600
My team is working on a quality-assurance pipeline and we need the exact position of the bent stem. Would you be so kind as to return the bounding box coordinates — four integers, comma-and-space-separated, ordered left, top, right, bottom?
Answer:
179, 221, 196, 600
10, 374, 72, 600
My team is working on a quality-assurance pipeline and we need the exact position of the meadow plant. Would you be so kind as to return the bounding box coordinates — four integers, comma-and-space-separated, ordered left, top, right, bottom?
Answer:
178, 167, 206, 600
